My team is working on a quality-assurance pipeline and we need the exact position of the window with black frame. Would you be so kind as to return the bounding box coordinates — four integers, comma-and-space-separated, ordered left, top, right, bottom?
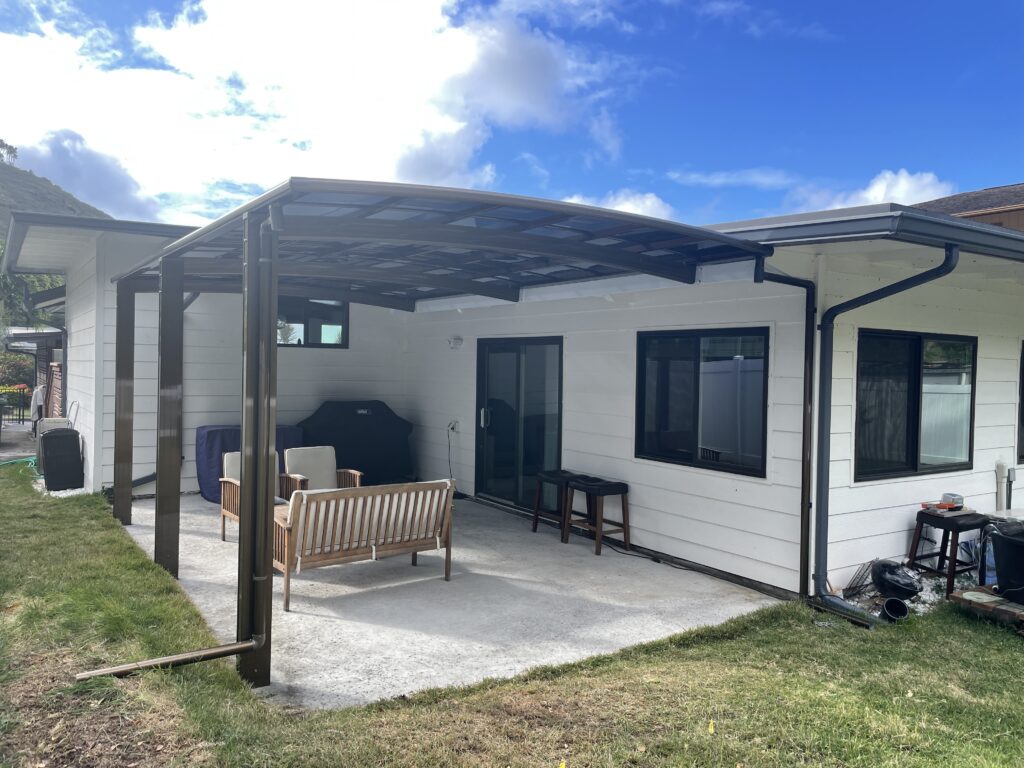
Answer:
855, 330, 976, 480
635, 328, 768, 477
277, 298, 349, 348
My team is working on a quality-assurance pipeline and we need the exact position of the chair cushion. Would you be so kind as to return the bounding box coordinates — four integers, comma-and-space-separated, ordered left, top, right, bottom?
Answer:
568, 476, 628, 496
222, 451, 241, 481
536, 469, 584, 487
285, 446, 338, 491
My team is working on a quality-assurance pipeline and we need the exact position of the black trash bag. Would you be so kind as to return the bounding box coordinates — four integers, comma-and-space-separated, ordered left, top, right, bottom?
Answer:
991, 522, 1024, 597
871, 559, 923, 600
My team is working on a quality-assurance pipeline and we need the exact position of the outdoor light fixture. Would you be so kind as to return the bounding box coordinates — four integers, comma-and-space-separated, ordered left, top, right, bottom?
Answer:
448, 335, 464, 350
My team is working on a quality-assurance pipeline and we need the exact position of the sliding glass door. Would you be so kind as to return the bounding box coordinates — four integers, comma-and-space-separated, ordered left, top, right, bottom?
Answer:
476, 337, 562, 508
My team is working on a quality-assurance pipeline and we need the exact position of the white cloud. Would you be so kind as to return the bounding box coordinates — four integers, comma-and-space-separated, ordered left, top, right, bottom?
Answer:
486, 0, 638, 32
668, 167, 798, 190
517, 151, 550, 188
18, 129, 161, 219
587, 107, 623, 162
563, 188, 675, 220
694, 0, 832, 40
787, 169, 956, 211
0, 0, 631, 223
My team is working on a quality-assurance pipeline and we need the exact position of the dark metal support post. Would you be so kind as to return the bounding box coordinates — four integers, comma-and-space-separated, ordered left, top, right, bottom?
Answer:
154, 257, 184, 576
812, 244, 959, 624
237, 211, 276, 686
113, 281, 135, 525
755, 261, 815, 598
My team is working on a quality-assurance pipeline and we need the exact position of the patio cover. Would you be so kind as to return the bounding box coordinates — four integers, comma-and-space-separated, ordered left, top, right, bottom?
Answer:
107, 178, 774, 688
112, 178, 772, 305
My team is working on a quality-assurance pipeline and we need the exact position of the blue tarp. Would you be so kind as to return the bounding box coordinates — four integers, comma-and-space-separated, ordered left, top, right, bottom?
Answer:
195, 424, 304, 503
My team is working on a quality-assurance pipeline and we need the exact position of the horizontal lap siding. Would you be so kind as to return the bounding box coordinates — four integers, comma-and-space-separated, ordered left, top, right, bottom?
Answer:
64, 242, 99, 489
97, 279, 409, 491
403, 278, 806, 592
822, 262, 1024, 588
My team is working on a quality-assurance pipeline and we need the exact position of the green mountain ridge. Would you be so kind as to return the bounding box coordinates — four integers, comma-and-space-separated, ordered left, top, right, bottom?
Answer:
0, 160, 109, 240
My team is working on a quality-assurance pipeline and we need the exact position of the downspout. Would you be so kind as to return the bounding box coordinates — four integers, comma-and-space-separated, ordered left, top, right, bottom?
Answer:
812, 243, 959, 625
753, 258, 814, 598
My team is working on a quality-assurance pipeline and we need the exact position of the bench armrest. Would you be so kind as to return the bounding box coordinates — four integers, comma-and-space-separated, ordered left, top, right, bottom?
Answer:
273, 512, 292, 569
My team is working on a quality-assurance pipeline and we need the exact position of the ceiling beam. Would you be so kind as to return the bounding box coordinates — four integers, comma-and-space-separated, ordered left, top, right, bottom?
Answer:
273, 216, 756, 284
178, 256, 521, 302
122, 275, 417, 312
30, 285, 67, 310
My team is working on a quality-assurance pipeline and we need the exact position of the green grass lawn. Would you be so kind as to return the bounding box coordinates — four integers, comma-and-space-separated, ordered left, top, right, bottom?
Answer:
2, 463, 1023, 767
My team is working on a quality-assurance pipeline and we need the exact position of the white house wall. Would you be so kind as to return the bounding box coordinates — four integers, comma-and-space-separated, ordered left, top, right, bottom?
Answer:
77, 234, 1024, 595
819, 252, 1024, 588
401, 275, 807, 592
83, 265, 806, 591
94, 277, 409, 492
63, 237, 100, 489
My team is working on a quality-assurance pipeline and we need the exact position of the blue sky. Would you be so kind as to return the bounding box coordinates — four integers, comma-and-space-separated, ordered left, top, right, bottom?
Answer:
1, 0, 1020, 225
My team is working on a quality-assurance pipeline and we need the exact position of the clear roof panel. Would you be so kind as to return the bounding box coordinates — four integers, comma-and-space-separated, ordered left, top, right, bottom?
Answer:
123, 178, 770, 307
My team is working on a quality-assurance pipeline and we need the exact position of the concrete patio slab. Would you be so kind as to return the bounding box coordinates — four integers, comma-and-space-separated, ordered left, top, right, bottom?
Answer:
126, 496, 777, 709
0, 421, 35, 462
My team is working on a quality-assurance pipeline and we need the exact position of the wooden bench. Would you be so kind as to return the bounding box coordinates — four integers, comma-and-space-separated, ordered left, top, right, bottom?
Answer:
273, 479, 455, 611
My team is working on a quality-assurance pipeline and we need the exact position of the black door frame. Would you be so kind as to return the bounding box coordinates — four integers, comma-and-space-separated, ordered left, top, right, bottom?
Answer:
475, 336, 564, 508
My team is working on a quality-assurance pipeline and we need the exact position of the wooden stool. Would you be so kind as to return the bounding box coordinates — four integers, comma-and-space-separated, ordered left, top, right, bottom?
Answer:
906, 509, 989, 597
532, 469, 583, 541
566, 476, 630, 555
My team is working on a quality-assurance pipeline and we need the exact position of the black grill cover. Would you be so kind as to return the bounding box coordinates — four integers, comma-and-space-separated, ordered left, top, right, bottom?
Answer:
40, 428, 84, 491
296, 401, 414, 486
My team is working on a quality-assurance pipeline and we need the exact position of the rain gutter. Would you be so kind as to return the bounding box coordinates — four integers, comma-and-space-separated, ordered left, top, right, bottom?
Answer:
811, 243, 960, 626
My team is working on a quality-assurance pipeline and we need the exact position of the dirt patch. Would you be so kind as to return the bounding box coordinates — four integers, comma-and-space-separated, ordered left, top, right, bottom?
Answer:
1, 652, 212, 767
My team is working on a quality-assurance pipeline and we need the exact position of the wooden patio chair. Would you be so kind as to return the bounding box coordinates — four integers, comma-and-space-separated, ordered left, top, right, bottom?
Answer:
281, 446, 363, 498
219, 451, 290, 541
273, 479, 454, 610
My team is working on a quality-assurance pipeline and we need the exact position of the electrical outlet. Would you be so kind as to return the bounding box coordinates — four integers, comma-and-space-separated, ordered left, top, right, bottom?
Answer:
448, 420, 459, 433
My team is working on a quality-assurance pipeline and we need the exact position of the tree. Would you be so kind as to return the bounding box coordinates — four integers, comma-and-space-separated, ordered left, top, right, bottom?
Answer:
276, 318, 297, 345
0, 138, 16, 164
0, 350, 34, 387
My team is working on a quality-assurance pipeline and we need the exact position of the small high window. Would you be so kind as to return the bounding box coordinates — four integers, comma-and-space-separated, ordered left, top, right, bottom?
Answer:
635, 328, 769, 477
855, 330, 976, 481
277, 298, 349, 348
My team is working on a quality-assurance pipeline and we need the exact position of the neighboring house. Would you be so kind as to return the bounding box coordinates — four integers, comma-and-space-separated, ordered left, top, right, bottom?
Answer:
3, 325, 62, 388
2, 214, 194, 487
919, 183, 1024, 231
4, 187, 1024, 600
